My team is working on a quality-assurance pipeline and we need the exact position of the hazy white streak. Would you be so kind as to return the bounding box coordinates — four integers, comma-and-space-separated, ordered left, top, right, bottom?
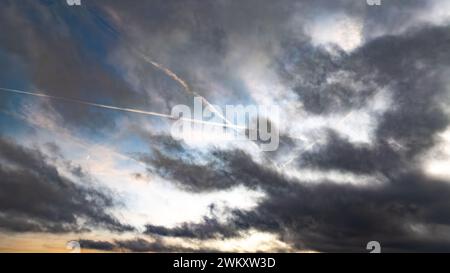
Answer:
0, 87, 246, 130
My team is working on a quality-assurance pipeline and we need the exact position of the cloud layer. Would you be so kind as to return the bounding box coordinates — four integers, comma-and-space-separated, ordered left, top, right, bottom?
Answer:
1, 0, 450, 252
0, 137, 133, 233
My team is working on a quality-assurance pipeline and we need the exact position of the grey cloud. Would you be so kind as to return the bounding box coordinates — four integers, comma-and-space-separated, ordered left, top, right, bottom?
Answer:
142, 148, 287, 192
78, 238, 216, 252
0, 137, 134, 233
300, 130, 404, 175
114, 238, 200, 253
234, 172, 450, 252
361, 0, 440, 40
79, 239, 115, 251
138, 25, 450, 252
142, 148, 450, 252
354, 28, 450, 156
144, 216, 239, 240
278, 25, 450, 158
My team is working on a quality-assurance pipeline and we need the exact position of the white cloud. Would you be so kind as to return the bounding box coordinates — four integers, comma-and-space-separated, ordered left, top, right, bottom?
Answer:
306, 13, 363, 52
423, 127, 450, 180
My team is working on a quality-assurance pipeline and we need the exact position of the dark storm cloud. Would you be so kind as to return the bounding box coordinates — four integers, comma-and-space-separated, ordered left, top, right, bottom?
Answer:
300, 130, 404, 175
353, 27, 450, 155
144, 216, 239, 239
232, 171, 450, 252
78, 239, 115, 251
142, 148, 287, 192
278, 23, 450, 131
296, 25, 450, 172
142, 148, 450, 252
276, 43, 354, 115
114, 238, 209, 252
78, 238, 216, 252
139, 24, 450, 252
0, 137, 133, 233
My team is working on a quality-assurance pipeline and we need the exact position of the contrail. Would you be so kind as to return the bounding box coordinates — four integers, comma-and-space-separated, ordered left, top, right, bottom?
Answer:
133, 49, 233, 127
123, 49, 285, 169
139, 54, 192, 96
0, 87, 246, 130
132, 49, 286, 168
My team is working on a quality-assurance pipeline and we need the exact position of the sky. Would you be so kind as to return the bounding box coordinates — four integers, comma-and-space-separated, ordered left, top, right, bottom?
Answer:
0, 0, 450, 252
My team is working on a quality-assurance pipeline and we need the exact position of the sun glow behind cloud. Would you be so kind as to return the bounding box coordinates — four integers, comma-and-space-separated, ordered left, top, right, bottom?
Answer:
306, 13, 363, 52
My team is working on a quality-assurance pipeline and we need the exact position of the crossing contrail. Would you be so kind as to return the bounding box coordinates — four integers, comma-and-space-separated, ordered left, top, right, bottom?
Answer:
122, 48, 282, 168
0, 87, 246, 130
133, 50, 234, 127
131, 48, 285, 168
